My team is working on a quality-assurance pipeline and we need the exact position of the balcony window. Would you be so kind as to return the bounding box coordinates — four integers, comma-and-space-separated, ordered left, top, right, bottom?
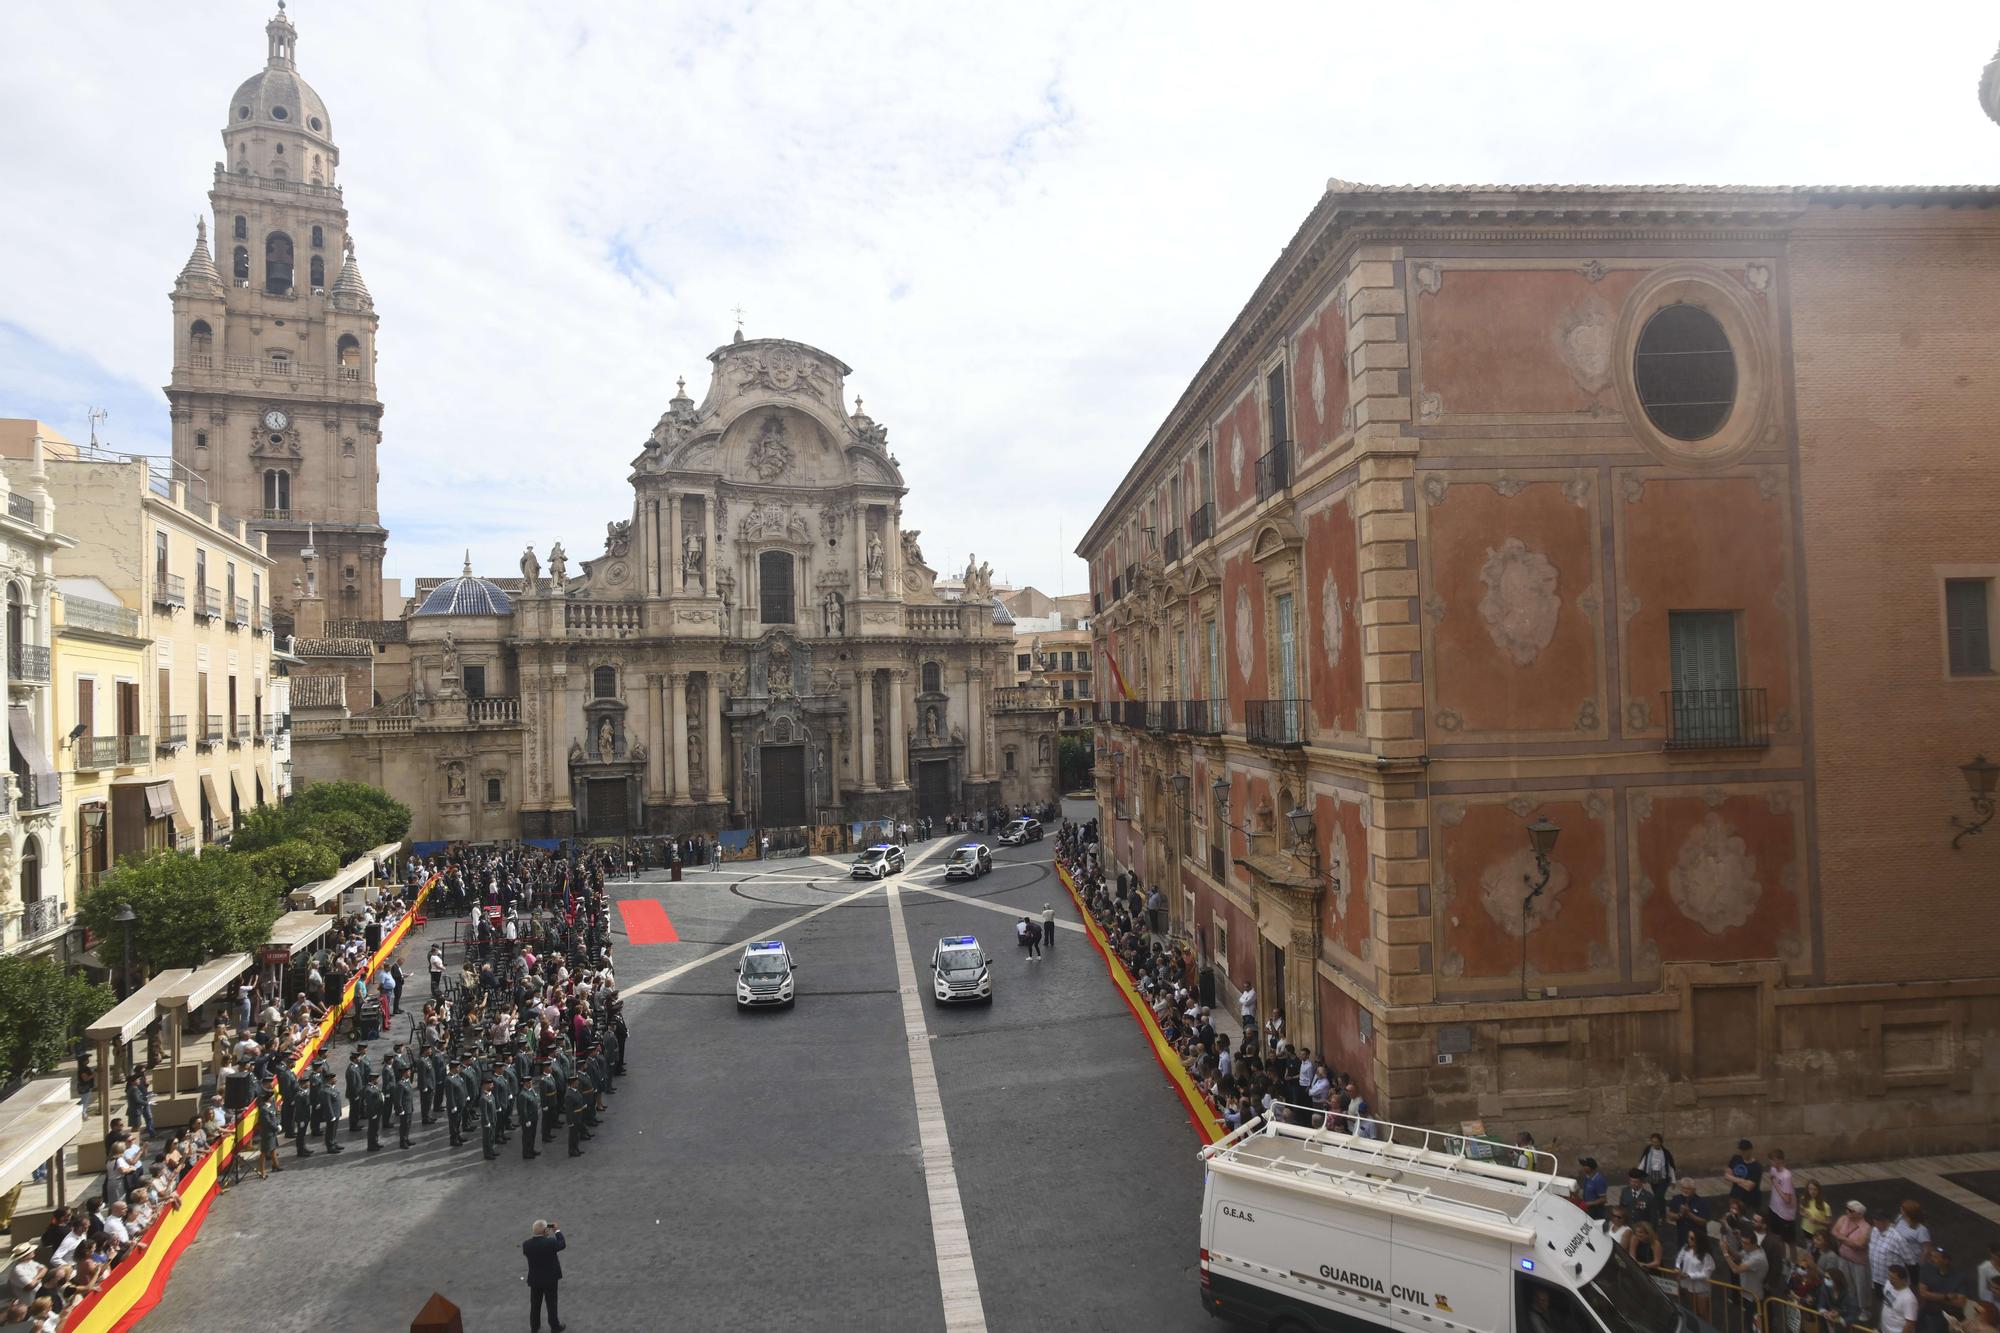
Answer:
1947, 578, 1993, 676
759, 551, 795, 625
1664, 611, 1769, 748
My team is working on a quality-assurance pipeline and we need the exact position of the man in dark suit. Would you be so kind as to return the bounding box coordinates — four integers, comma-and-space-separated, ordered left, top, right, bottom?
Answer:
522, 1219, 566, 1332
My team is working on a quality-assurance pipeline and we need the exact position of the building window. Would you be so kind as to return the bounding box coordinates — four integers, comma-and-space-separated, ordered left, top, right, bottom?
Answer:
1060, 651, 1074, 671
195, 431, 208, 451
309, 255, 324, 288
921, 661, 941, 694
336, 334, 362, 370
189, 320, 212, 355
592, 665, 616, 699
1266, 362, 1290, 448
1634, 304, 1736, 441
263, 469, 290, 513
759, 551, 794, 624
311, 225, 324, 249
1946, 578, 1993, 676
232, 246, 249, 282
1214, 916, 1230, 978
485, 777, 503, 805
271, 105, 289, 121
18, 836, 38, 907
463, 664, 486, 699
1275, 593, 1298, 702
1004, 749, 1017, 773
154, 530, 169, 585
233, 215, 247, 241
1016, 653, 1031, 672
1062, 679, 1074, 700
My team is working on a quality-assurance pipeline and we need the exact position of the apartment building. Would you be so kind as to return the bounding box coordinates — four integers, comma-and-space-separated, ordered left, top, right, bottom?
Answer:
2, 457, 277, 856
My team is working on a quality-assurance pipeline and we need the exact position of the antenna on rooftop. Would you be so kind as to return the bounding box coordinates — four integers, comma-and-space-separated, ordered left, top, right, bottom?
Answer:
87, 407, 108, 450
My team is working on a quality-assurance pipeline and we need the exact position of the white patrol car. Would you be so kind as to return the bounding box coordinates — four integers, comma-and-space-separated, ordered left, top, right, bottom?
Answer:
929, 935, 992, 1004
997, 817, 1042, 846
850, 844, 905, 879
943, 843, 992, 880
734, 940, 796, 1010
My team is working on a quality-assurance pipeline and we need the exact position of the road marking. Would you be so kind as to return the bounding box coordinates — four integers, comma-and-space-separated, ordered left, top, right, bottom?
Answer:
620, 881, 885, 995
884, 884, 987, 1331
616, 899, 679, 944
904, 881, 1086, 933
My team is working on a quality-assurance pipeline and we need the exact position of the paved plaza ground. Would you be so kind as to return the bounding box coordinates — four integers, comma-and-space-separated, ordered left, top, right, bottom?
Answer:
143, 809, 1212, 1331
137, 801, 2000, 1330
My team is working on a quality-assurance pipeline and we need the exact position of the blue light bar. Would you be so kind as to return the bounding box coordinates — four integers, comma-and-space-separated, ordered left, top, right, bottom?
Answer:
946, 936, 975, 945
1519, 1259, 1535, 1272
749, 941, 783, 951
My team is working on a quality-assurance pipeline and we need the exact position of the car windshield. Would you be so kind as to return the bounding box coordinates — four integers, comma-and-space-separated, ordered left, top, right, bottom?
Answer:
939, 948, 981, 972
742, 954, 788, 978
1006, 821, 1028, 831
853, 851, 882, 864
949, 850, 973, 863
1578, 1242, 1681, 1333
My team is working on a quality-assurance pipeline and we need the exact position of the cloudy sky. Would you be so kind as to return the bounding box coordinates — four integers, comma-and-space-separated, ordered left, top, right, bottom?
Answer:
3, 2, 1995, 599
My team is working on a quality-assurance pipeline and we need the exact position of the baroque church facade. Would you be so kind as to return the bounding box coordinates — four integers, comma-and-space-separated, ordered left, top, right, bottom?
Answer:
292, 334, 1061, 843
165, 6, 388, 626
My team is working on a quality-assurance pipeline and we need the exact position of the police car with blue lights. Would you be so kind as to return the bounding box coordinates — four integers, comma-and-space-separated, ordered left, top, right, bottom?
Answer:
943, 843, 992, 880
929, 935, 992, 1005
734, 940, 796, 1010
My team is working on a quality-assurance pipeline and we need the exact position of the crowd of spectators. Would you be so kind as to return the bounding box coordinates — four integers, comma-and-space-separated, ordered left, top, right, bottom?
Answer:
1057, 818, 2000, 1333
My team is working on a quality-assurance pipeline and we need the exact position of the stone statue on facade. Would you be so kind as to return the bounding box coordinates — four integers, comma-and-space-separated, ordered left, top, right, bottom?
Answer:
822, 590, 845, 635
445, 763, 466, 799
440, 629, 460, 684
597, 717, 615, 758
866, 534, 885, 583
901, 530, 924, 568
682, 531, 705, 590
568, 739, 585, 765
547, 542, 568, 585
924, 705, 940, 741
688, 729, 703, 777
519, 544, 541, 591
606, 520, 631, 558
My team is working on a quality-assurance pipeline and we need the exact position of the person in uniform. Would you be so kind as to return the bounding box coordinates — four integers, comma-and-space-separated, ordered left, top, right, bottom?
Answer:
478, 1078, 500, 1161
538, 1060, 562, 1145
362, 1073, 385, 1152
314, 1069, 344, 1155
416, 1045, 437, 1125
516, 1070, 541, 1160
274, 1061, 305, 1153
253, 1082, 282, 1179
443, 1059, 467, 1148
564, 1077, 588, 1157
344, 1048, 370, 1134
394, 1066, 415, 1149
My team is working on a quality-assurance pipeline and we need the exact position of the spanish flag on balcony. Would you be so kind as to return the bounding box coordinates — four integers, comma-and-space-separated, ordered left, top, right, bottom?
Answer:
1101, 643, 1136, 702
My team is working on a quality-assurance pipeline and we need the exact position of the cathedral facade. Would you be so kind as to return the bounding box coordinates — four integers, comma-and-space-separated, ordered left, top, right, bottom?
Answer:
292, 335, 1060, 843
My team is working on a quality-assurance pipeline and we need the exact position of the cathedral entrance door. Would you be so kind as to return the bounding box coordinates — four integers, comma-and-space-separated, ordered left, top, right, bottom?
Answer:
585, 778, 630, 835
760, 745, 806, 827
916, 760, 952, 819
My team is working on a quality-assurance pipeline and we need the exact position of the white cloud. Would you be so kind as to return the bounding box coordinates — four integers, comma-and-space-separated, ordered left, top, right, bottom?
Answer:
2, 0, 1995, 597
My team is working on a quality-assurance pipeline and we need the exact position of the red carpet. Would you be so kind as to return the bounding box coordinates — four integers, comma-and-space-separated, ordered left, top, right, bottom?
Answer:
618, 898, 679, 944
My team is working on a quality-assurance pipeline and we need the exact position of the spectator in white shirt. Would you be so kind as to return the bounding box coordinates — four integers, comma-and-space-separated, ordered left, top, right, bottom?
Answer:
1880, 1264, 1919, 1333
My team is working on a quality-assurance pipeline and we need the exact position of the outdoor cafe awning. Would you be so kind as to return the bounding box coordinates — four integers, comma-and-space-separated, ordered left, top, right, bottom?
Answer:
199, 771, 230, 836
266, 910, 334, 954
0, 1079, 82, 1195
156, 952, 252, 1013
366, 842, 403, 874
84, 968, 193, 1046
288, 878, 339, 911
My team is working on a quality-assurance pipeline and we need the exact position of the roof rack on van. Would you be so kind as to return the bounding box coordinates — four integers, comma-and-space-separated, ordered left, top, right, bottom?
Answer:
1201, 1104, 1571, 1234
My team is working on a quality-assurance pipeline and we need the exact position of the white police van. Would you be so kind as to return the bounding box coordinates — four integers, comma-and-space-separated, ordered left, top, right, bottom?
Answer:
734, 940, 795, 1010
929, 935, 992, 1004
850, 844, 905, 879
1199, 1113, 1705, 1333
943, 843, 992, 880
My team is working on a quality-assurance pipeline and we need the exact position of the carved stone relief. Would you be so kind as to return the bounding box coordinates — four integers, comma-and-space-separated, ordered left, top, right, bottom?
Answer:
1481, 846, 1570, 937
1668, 813, 1762, 934
1233, 588, 1253, 684
1320, 573, 1343, 666
1477, 538, 1560, 667
1310, 347, 1328, 424
1553, 296, 1616, 397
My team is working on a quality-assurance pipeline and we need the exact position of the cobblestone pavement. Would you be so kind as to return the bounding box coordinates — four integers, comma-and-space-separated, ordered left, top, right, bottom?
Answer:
141, 827, 1211, 1332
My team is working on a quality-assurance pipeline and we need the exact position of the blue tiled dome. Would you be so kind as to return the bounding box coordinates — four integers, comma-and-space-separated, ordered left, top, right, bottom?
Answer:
415, 555, 511, 617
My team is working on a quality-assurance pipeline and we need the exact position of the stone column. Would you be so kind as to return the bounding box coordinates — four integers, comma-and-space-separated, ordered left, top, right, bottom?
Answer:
966, 666, 984, 778
888, 668, 908, 789
704, 670, 723, 801
887, 506, 903, 592
645, 673, 667, 802
666, 494, 682, 595
857, 670, 875, 790
668, 671, 690, 802
852, 505, 869, 592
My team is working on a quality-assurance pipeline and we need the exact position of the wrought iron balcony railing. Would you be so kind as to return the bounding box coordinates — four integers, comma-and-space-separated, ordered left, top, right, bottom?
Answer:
1661, 688, 1771, 750
153, 572, 186, 611
1189, 502, 1214, 546
1246, 697, 1305, 748
77, 736, 120, 769
201, 714, 225, 746
1182, 698, 1226, 736
1255, 442, 1291, 503
8, 643, 48, 684
19, 899, 65, 943
1164, 529, 1182, 564
158, 715, 188, 750
120, 734, 150, 764
194, 587, 222, 620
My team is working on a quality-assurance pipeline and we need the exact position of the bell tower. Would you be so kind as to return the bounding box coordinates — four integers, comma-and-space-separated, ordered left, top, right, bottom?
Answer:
165, 2, 388, 626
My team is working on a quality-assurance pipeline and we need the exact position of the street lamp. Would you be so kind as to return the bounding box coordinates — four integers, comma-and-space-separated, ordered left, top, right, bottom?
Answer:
1285, 803, 1342, 897
113, 903, 137, 1000
1519, 817, 1560, 1001
1950, 755, 1999, 849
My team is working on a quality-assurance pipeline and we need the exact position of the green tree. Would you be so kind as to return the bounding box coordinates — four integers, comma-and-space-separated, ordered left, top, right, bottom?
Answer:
229, 802, 299, 854
244, 837, 340, 893
289, 780, 410, 855
78, 849, 285, 973
1058, 734, 1095, 793
0, 957, 112, 1080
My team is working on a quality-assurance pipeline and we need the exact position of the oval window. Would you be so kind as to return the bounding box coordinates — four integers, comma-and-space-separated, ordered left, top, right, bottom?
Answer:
271, 105, 289, 120
237, 105, 251, 120
309, 116, 322, 131
1633, 304, 1736, 441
